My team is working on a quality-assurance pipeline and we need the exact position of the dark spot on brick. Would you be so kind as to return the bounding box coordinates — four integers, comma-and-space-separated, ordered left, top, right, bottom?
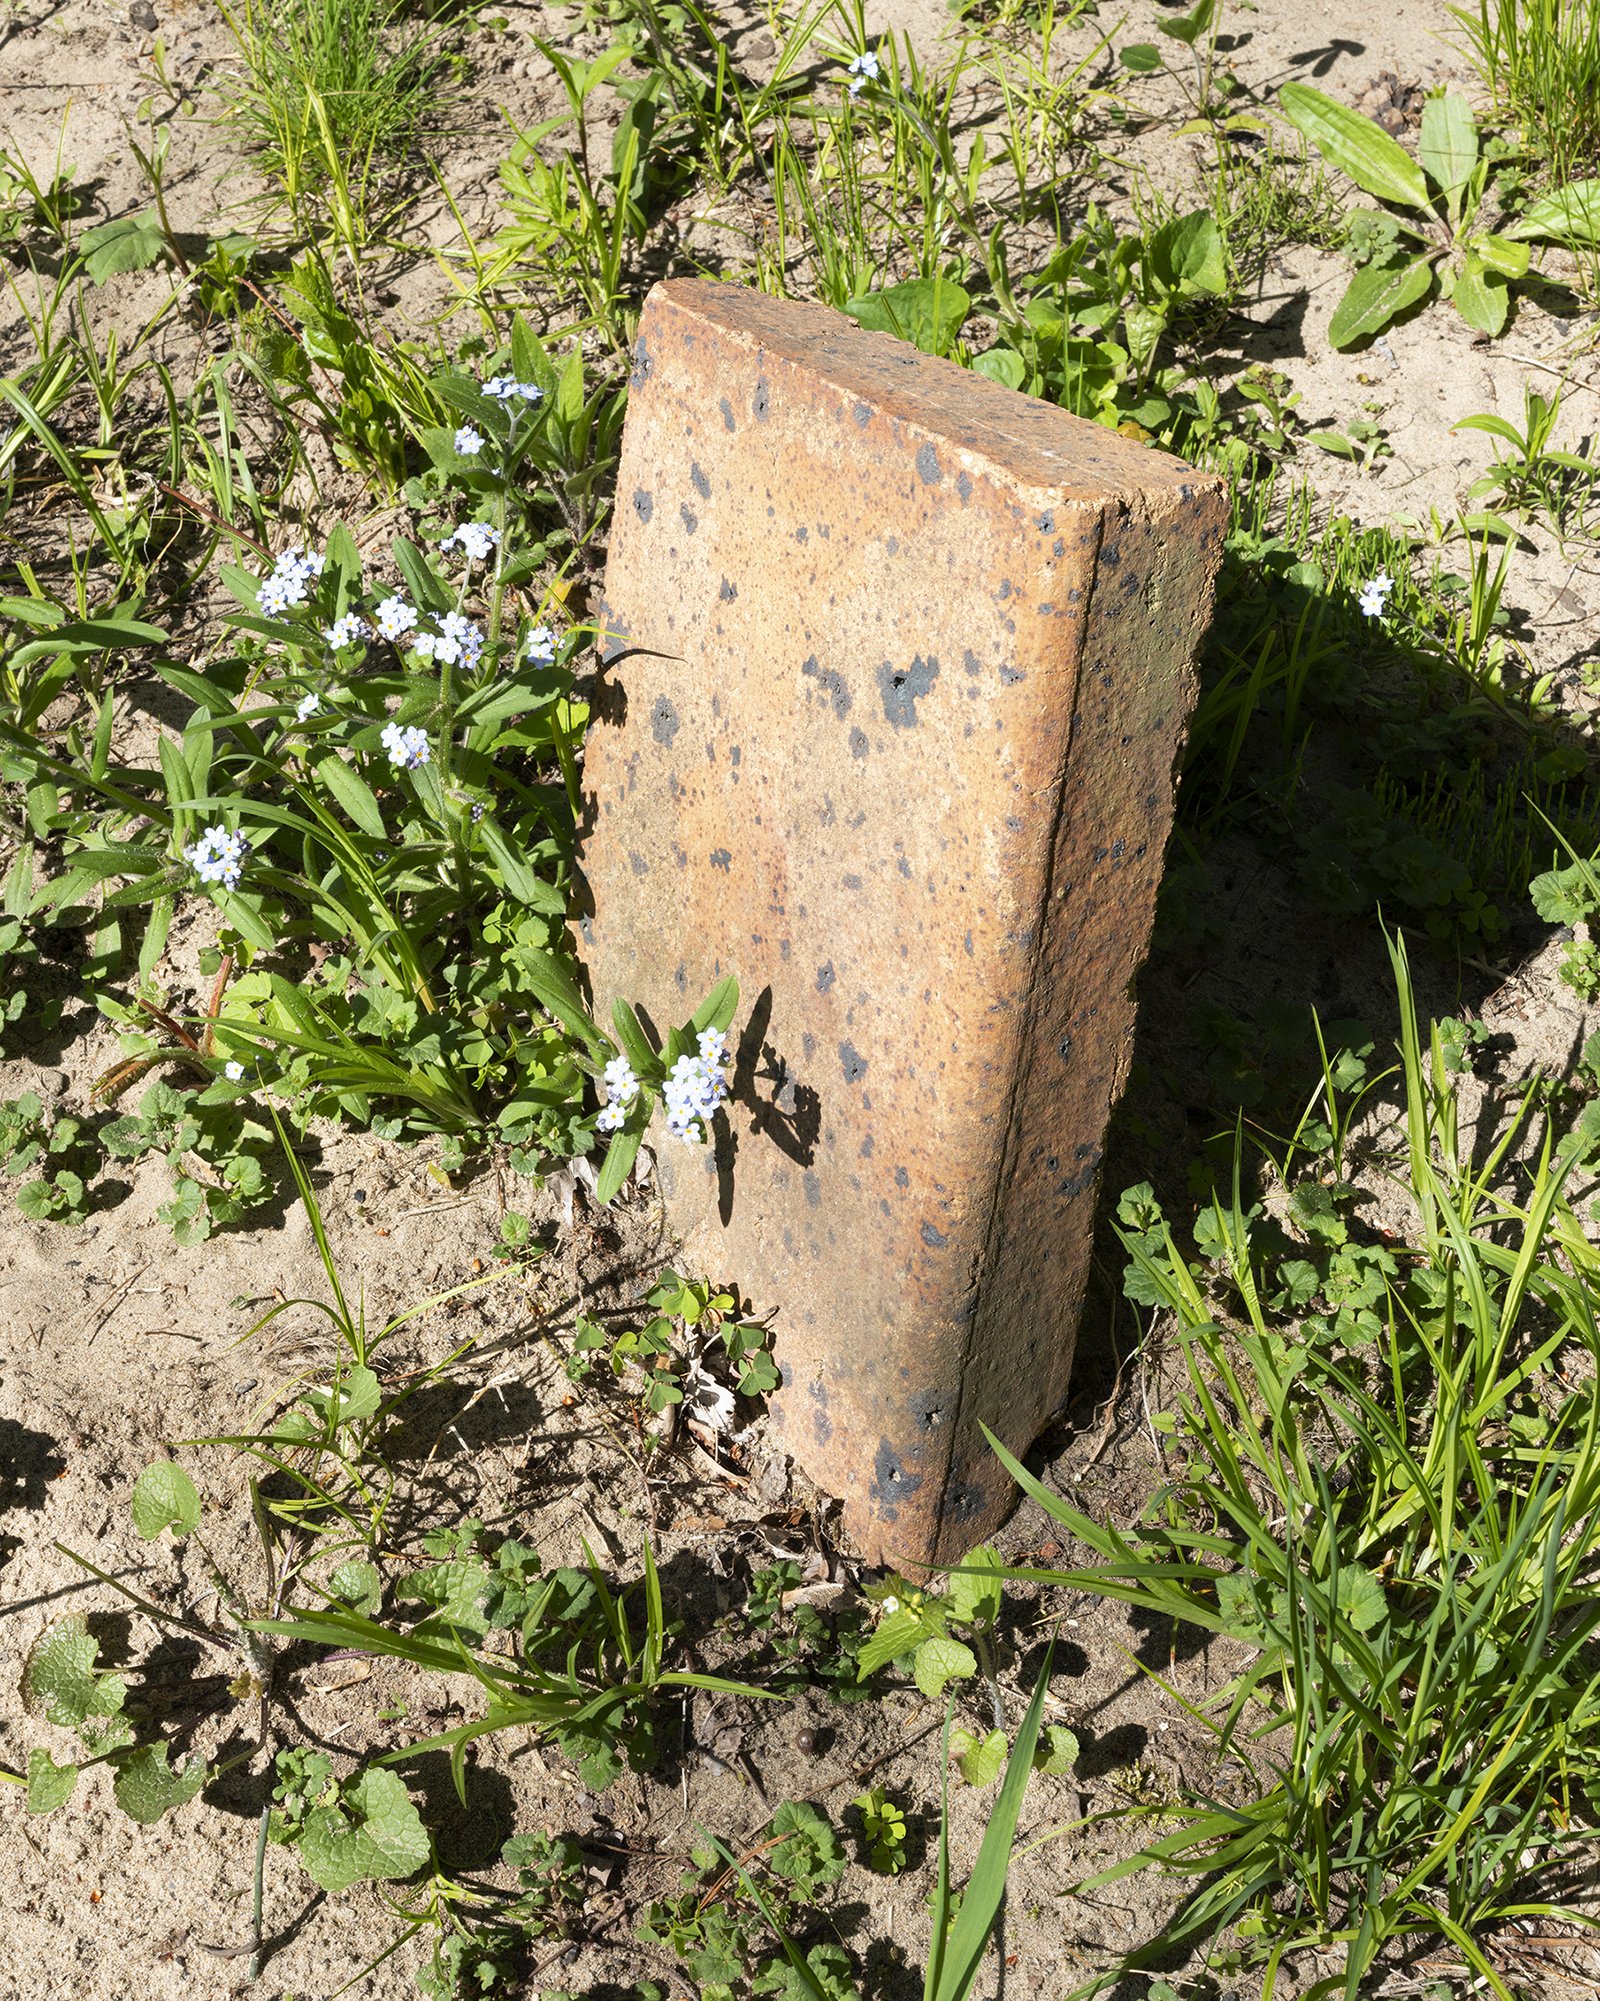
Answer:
869, 1439, 923, 1517
1053, 536, 1065, 558
998, 662, 1026, 685
853, 401, 872, 427
680, 503, 698, 534
850, 726, 868, 758
894, 1165, 909, 1188
1037, 510, 1055, 532
630, 334, 652, 386
921, 1220, 948, 1249
964, 930, 973, 955
956, 470, 972, 502
878, 653, 939, 728
690, 461, 711, 499
795, 524, 808, 543
720, 396, 736, 431
963, 648, 981, 676
730, 745, 741, 765
651, 695, 678, 745
802, 1031, 816, 1060
816, 961, 836, 992
842, 873, 863, 890
897, 856, 911, 877
632, 488, 654, 524
628, 851, 649, 876
753, 378, 770, 421
885, 535, 898, 555
1059, 1032, 1072, 1061
720, 576, 737, 602
710, 848, 732, 872
915, 442, 942, 484
1005, 816, 1023, 833
801, 655, 852, 719
860, 1133, 875, 1156
839, 1041, 868, 1084
804, 1171, 822, 1208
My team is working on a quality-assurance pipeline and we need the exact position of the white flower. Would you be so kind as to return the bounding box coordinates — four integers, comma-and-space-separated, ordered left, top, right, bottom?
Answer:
224, 1060, 245, 1082
441, 521, 501, 564
1358, 572, 1394, 618
323, 613, 367, 651
454, 426, 485, 455
184, 824, 249, 892
524, 623, 559, 668
846, 49, 879, 92
257, 571, 304, 617
880, 1594, 900, 1618
295, 691, 321, 723
374, 595, 418, 642
411, 630, 439, 663
432, 611, 484, 669
381, 720, 431, 770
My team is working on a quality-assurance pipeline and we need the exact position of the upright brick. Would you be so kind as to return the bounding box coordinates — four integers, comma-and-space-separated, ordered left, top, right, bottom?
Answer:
579, 279, 1225, 1567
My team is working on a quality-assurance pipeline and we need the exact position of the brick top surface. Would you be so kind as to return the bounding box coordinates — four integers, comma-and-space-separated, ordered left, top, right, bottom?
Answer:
635, 278, 1205, 502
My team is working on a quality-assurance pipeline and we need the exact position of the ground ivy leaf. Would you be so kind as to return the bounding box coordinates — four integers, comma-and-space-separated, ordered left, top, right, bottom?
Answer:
949, 1725, 1008, 1787
297, 1767, 430, 1892
913, 1635, 977, 1701
130, 1460, 201, 1540
22, 1615, 128, 1730
112, 1742, 208, 1824
26, 1747, 78, 1815
1033, 1724, 1081, 1776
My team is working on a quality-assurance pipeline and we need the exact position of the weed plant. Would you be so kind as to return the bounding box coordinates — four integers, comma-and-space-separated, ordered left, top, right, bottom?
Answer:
998, 936, 1600, 1996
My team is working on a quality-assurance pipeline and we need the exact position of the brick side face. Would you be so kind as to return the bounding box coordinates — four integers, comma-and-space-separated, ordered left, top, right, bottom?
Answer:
579, 280, 1226, 1566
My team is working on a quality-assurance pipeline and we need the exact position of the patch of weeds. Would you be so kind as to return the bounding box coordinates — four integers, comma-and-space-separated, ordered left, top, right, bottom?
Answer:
738, 1558, 876, 1705
567, 1268, 779, 1427
1449, 0, 1600, 182
0, 1090, 97, 1221
1457, 380, 1599, 543
1002, 933, 1600, 1996
1280, 82, 1599, 344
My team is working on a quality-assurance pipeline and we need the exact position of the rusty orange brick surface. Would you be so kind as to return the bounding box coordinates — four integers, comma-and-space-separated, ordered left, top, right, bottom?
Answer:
578, 278, 1226, 1568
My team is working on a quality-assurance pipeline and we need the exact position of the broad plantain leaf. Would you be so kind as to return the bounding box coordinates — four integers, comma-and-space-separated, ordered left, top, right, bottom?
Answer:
1505, 178, 1600, 245
1280, 82, 1430, 210
1328, 252, 1435, 347
1453, 250, 1509, 335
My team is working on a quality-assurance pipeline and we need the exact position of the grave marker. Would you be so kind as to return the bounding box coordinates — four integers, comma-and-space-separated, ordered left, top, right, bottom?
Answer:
579, 278, 1226, 1566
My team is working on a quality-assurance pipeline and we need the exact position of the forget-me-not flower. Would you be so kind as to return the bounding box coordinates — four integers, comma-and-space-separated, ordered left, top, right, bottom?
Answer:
224, 1060, 246, 1082
381, 720, 431, 770
185, 825, 250, 892
455, 426, 485, 456
323, 613, 368, 650
1358, 572, 1394, 619
441, 522, 501, 564
483, 375, 544, 404
295, 691, 321, 723
374, 595, 419, 642
846, 49, 879, 93
525, 624, 559, 668
596, 1053, 641, 1134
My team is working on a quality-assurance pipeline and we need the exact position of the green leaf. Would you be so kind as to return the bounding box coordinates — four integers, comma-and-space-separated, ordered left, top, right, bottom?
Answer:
1419, 93, 1477, 202
842, 276, 972, 358
766, 1800, 846, 1892
296, 1767, 430, 1892
1150, 211, 1228, 297
971, 346, 1026, 389
1327, 253, 1435, 347
1474, 233, 1530, 277
130, 1460, 201, 1540
1120, 41, 1161, 70
80, 212, 168, 284
26, 1748, 78, 1815
112, 1742, 208, 1823
1453, 251, 1509, 335
1159, 0, 1215, 48
329, 1560, 382, 1614
1032, 1724, 1080, 1776
945, 1545, 1003, 1628
949, 1725, 1008, 1787
914, 1636, 977, 1700
312, 754, 388, 840
21, 1616, 127, 1730
1505, 178, 1600, 244
856, 1606, 931, 1678
1279, 82, 1430, 210
594, 1125, 642, 1206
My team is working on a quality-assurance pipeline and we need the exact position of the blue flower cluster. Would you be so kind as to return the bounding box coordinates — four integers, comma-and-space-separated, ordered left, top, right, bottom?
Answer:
441, 522, 501, 564
381, 721, 431, 770
483, 376, 544, 404
323, 613, 368, 650
374, 595, 418, 642
185, 824, 249, 891
663, 1029, 730, 1143
411, 611, 484, 669
525, 623, 559, 668
596, 1054, 641, 1134
257, 545, 326, 617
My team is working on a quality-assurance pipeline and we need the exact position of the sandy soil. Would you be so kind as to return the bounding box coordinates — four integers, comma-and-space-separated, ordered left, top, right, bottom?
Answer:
4, 0, 1600, 1995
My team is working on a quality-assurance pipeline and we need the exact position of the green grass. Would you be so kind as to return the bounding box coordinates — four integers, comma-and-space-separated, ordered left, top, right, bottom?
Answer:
1450, 0, 1600, 182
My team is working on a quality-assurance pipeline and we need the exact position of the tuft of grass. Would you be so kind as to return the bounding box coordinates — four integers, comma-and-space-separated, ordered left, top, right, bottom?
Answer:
1450, 0, 1600, 182
215, 0, 464, 234
993, 930, 1600, 1997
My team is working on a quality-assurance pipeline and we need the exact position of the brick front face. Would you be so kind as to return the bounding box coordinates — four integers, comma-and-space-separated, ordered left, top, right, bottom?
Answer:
579, 279, 1226, 1567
